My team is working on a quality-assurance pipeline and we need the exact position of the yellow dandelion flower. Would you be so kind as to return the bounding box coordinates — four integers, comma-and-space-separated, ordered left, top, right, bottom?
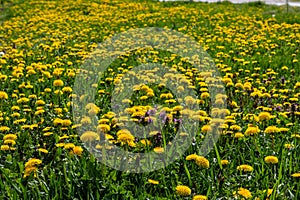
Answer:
235, 82, 244, 90
230, 125, 241, 131
105, 134, 114, 141
284, 143, 294, 149
103, 111, 116, 119
131, 111, 145, 117
244, 82, 252, 90
149, 131, 160, 136
165, 93, 173, 99
221, 160, 229, 165
0, 91, 8, 99
23, 166, 37, 178
62, 86, 73, 93
1, 145, 10, 151
80, 116, 92, 125
61, 119, 72, 127
231, 100, 239, 108
72, 124, 81, 129
54, 90, 63, 95
184, 96, 196, 105
244, 126, 260, 136
264, 156, 278, 164
235, 188, 252, 199
11, 106, 20, 111
25, 158, 42, 168
98, 118, 110, 124
17, 97, 30, 104
34, 109, 45, 115
140, 139, 151, 146
4, 139, 16, 145
80, 131, 99, 142
279, 127, 289, 132
148, 179, 159, 185
234, 132, 244, 138
263, 189, 273, 197
195, 156, 210, 168
186, 154, 199, 161
42, 131, 53, 136
294, 82, 300, 89
160, 93, 167, 99
264, 126, 279, 134
258, 112, 271, 121
291, 134, 300, 139
38, 148, 48, 154
176, 185, 191, 196
201, 125, 212, 133
3, 134, 17, 141
53, 118, 62, 126
291, 173, 300, 178
64, 143, 75, 150
35, 100, 45, 106
282, 66, 288, 70
116, 129, 131, 136
54, 108, 63, 114
117, 132, 135, 144
53, 79, 64, 87
237, 164, 253, 172
72, 146, 83, 156
177, 86, 185, 92
215, 98, 224, 105
173, 105, 183, 112
97, 124, 111, 133
153, 147, 164, 154
56, 143, 65, 147
140, 96, 148, 100
0, 126, 10, 132
146, 91, 155, 97
193, 195, 208, 200
165, 99, 176, 103
200, 92, 210, 99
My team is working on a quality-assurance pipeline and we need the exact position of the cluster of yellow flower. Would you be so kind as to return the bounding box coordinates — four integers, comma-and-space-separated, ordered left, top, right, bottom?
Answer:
24, 158, 42, 178
1, 133, 17, 151
186, 154, 210, 168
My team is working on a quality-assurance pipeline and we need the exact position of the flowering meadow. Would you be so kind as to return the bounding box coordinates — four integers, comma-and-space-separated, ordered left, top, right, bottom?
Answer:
1, 0, 300, 199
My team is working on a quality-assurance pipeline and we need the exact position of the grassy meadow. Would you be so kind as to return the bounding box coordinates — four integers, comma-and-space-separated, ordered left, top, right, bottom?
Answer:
1, 0, 300, 199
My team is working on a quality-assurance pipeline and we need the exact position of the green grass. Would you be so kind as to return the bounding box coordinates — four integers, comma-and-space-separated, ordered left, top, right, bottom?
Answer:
0, 0, 20, 23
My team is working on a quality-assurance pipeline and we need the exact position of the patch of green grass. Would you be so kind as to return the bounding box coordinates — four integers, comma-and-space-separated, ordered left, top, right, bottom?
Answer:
0, 0, 15, 23
247, 0, 266, 7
